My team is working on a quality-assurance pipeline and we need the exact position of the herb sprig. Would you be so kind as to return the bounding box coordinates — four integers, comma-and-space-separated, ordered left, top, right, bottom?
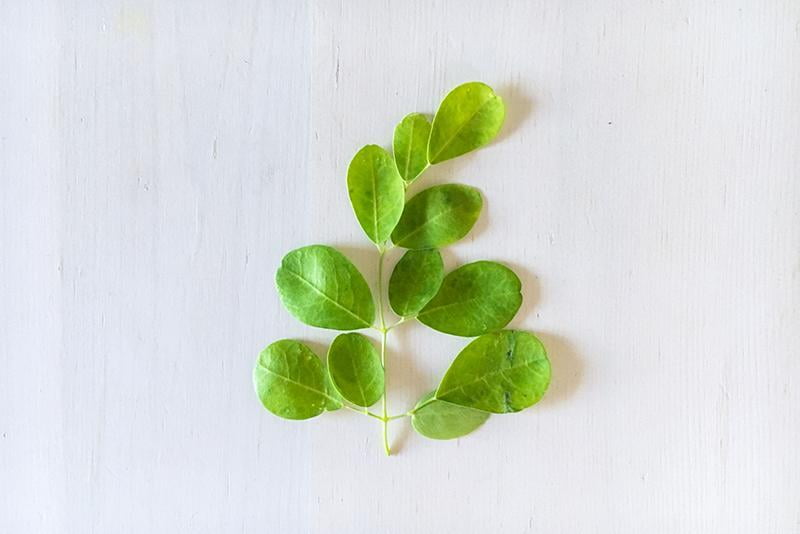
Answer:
254, 82, 551, 454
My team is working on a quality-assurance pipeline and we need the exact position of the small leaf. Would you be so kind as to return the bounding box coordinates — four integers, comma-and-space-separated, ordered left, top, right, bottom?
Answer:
388, 249, 444, 317
393, 113, 431, 184
390, 184, 482, 249
347, 144, 405, 244
276, 245, 375, 330
428, 82, 505, 164
417, 261, 521, 336
327, 333, 384, 407
253, 340, 336, 420
411, 391, 490, 440
436, 330, 550, 413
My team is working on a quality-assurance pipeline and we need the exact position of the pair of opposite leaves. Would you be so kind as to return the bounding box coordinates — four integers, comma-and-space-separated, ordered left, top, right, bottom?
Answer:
255, 82, 551, 440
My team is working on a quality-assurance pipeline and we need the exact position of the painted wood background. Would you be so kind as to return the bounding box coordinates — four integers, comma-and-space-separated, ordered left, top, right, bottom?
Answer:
2, 1, 799, 532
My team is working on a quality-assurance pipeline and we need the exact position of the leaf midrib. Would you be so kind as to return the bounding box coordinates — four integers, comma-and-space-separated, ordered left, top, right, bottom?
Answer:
401, 119, 416, 179
429, 96, 496, 162
394, 202, 466, 245
418, 289, 519, 318
283, 268, 370, 327
259, 363, 340, 404
437, 357, 548, 400
370, 159, 380, 241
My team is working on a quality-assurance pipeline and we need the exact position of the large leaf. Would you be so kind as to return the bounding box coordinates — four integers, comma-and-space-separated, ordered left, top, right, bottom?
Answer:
390, 184, 482, 249
253, 339, 336, 420
327, 333, 384, 407
276, 245, 375, 330
388, 249, 444, 317
347, 144, 405, 244
427, 82, 505, 164
411, 391, 490, 440
436, 330, 550, 413
417, 261, 521, 336
393, 113, 431, 184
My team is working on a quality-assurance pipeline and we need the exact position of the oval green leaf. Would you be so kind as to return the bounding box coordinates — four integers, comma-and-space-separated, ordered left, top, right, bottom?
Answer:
417, 261, 521, 336
427, 82, 505, 164
276, 245, 375, 330
393, 113, 431, 184
327, 333, 384, 407
436, 330, 551, 413
253, 339, 337, 420
411, 391, 490, 440
388, 249, 444, 317
347, 144, 405, 244
390, 184, 482, 249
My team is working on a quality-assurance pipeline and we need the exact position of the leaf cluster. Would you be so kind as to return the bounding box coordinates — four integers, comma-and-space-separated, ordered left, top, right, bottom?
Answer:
254, 82, 551, 451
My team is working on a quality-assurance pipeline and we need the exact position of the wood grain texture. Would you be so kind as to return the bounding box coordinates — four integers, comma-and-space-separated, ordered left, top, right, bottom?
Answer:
2, 0, 799, 532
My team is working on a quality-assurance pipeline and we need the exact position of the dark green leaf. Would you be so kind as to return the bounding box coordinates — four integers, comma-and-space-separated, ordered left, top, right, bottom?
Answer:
253, 339, 337, 420
347, 144, 405, 244
327, 333, 384, 407
417, 261, 521, 336
393, 113, 431, 184
388, 249, 444, 317
428, 82, 505, 164
436, 330, 551, 413
390, 184, 482, 249
276, 245, 375, 330
411, 391, 490, 440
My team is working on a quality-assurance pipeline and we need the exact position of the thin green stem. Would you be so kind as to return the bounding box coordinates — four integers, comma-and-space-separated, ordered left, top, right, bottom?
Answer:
342, 404, 383, 421
385, 316, 413, 332
407, 395, 436, 416
376, 248, 391, 455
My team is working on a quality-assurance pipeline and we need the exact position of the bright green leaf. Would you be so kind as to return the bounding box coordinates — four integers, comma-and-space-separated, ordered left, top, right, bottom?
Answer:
428, 82, 505, 164
436, 330, 551, 414
417, 261, 521, 336
393, 113, 431, 184
276, 245, 375, 330
327, 333, 384, 407
390, 184, 482, 249
388, 249, 444, 317
253, 339, 337, 420
411, 391, 490, 440
347, 144, 405, 244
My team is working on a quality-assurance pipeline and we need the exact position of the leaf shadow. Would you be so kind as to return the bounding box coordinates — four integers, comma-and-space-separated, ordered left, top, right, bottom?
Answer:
534, 332, 583, 406
495, 83, 535, 143
384, 321, 428, 455
466, 191, 490, 249
502, 260, 540, 326
333, 243, 380, 282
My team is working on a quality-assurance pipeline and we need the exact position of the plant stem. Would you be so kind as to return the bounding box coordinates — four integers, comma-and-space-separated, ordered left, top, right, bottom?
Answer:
376, 247, 391, 455
342, 404, 383, 421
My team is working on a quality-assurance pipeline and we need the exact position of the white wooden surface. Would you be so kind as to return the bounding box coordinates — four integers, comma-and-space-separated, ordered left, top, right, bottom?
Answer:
2, 1, 799, 532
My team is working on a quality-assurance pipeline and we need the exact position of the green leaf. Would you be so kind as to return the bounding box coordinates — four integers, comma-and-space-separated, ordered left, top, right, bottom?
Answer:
417, 261, 521, 336
276, 245, 375, 330
388, 249, 444, 317
436, 330, 551, 414
253, 339, 337, 420
347, 144, 405, 244
428, 82, 505, 164
390, 184, 482, 249
411, 391, 490, 440
393, 113, 431, 184
327, 333, 384, 407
